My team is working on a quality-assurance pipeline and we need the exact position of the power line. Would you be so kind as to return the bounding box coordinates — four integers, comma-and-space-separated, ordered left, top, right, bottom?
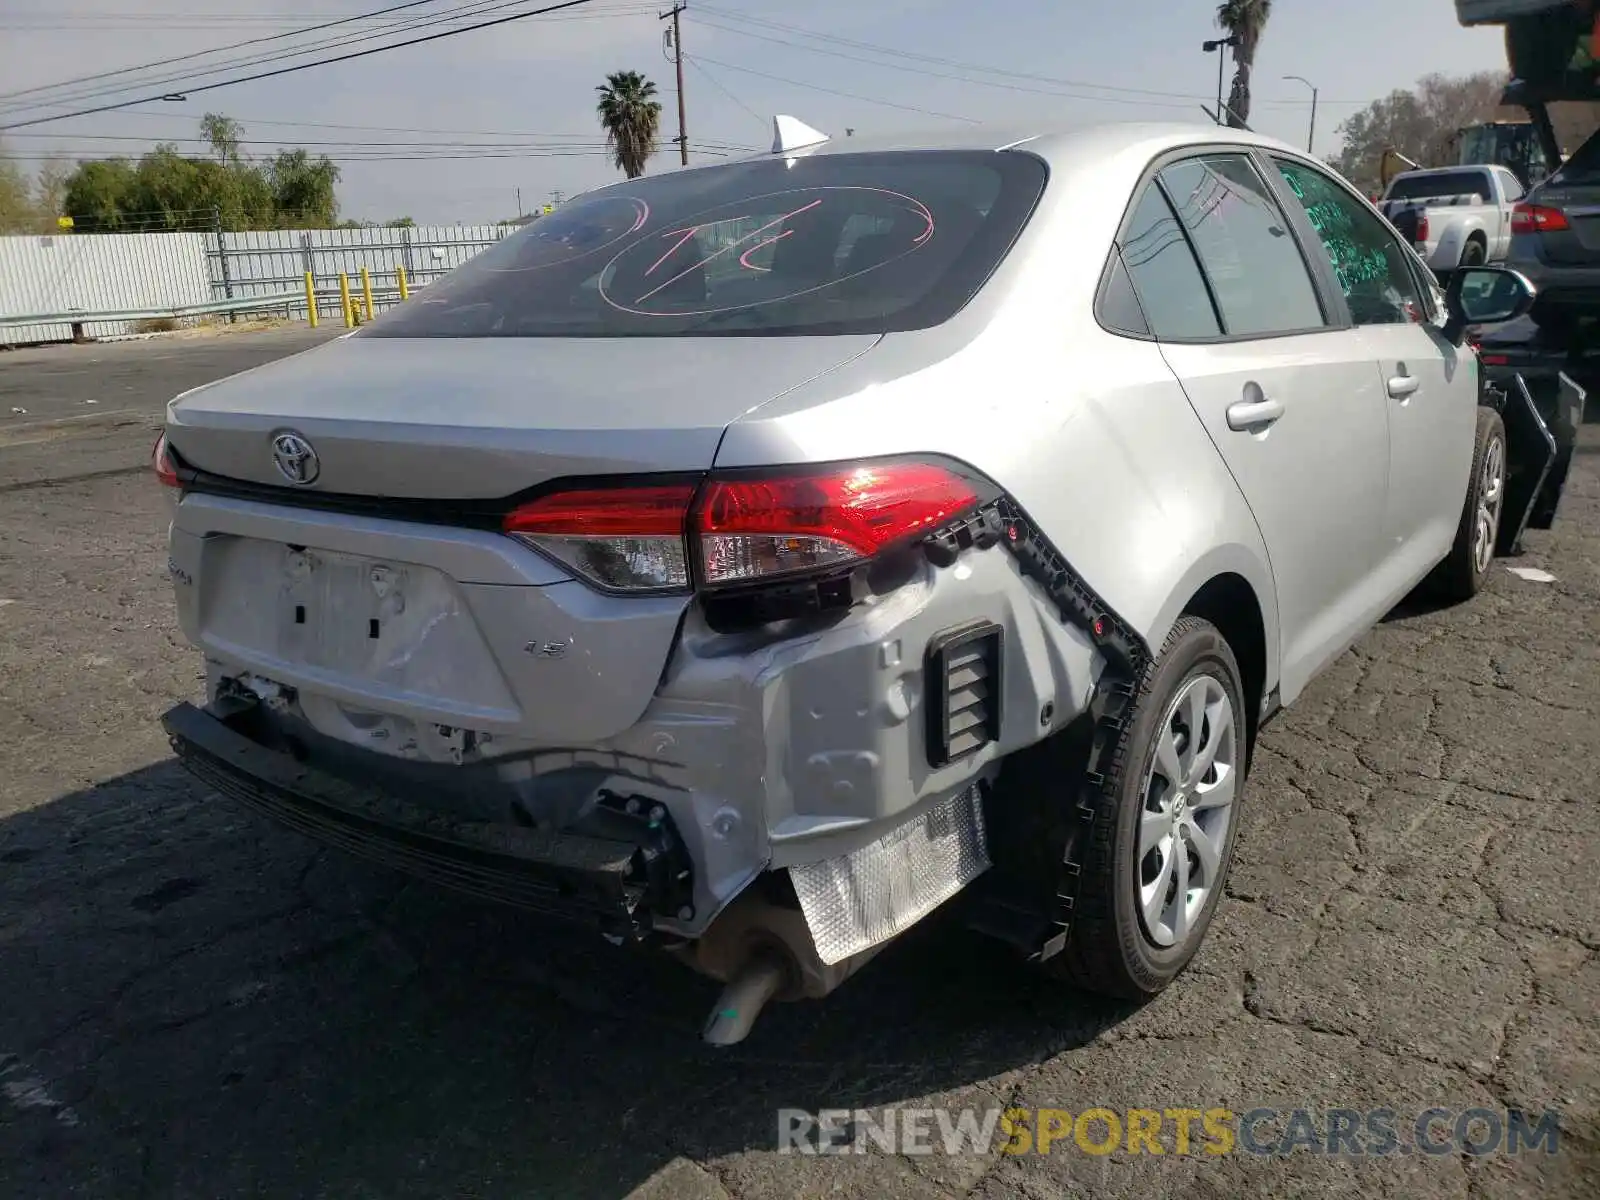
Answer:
694, 5, 1209, 102
0, 129, 759, 154
0, 7, 654, 29
689, 55, 981, 125
684, 54, 767, 131
0, 0, 605, 131
693, 16, 1204, 112
0, 0, 448, 106
693, 5, 1367, 109
4, 2, 668, 117
0, 0, 592, 117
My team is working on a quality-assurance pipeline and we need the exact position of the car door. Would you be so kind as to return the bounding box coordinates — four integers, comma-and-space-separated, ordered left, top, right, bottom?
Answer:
1493, 168, 1525, 257
1120, 153, 1392, 702
1269, 155, 1478, 596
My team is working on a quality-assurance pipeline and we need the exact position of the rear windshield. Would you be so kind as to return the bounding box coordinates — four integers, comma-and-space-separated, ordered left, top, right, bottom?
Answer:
1553, 127, 1600, 184
1385, 171, 1492, 202
365, 150, 1047, 338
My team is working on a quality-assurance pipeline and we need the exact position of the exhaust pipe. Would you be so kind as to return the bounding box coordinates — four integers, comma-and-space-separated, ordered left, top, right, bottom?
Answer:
677, 885, 884, 1047
702, 955, 787, 1046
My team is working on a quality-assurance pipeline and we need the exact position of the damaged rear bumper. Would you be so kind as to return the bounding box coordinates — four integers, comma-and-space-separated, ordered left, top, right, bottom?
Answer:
162, 699, 695, 938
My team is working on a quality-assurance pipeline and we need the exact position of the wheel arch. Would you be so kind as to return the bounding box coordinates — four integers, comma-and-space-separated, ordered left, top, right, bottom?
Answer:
1143, 546, 1279, 760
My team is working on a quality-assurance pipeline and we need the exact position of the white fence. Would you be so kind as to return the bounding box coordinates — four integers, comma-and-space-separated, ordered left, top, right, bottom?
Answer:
0, 232, 213, 344
0, 223, 513, 345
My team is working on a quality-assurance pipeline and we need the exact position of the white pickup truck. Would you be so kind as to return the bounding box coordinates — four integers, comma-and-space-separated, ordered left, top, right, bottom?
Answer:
1378, 164, 1526, 273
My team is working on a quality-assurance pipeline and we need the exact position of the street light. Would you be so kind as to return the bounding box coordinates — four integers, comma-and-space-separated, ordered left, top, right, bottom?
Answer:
1202, 35, 1240, 125
1283, 74, 1319, 154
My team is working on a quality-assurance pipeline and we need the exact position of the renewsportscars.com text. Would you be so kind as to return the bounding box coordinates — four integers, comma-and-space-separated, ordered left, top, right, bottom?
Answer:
777, 1106, 1564, 1158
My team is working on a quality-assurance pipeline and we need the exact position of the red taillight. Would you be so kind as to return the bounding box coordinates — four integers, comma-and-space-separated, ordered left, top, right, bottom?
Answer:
151, 432, 180, 488
1480, 354, 1510, 365
502, 460, 987, 594
695, 461, 983, 588
1511, 203, 1570, 234
503, 483, 696, 592
1415, 213, 1429, 243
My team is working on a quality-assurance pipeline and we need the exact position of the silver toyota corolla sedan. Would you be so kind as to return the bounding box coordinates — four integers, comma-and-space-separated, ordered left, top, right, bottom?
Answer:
154, 119, 1532, 1043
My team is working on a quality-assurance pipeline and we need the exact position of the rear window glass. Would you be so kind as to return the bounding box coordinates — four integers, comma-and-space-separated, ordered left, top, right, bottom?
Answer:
1553, 127, 1600, 184
1385, 171, 1493, 202
366, 150, 1047, 338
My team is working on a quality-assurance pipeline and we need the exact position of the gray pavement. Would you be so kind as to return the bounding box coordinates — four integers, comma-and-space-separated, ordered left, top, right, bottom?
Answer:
0, 331, 1596, 1199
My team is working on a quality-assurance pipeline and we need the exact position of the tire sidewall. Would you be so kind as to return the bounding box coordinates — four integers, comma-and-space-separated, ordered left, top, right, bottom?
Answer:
1108, 623, 1247, 992
1460, 241, 1486, 267
1467, 413, 1508, 587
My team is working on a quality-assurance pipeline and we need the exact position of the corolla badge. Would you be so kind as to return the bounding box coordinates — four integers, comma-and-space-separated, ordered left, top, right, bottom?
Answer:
271, 431, 320, 485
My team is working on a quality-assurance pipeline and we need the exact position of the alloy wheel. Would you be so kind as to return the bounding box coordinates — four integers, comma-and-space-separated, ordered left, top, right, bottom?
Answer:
1474, 433, 1506, 576
1136, 672, 1238, 949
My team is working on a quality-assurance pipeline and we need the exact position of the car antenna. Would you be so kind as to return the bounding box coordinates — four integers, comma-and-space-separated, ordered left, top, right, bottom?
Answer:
772, 114, 829, 156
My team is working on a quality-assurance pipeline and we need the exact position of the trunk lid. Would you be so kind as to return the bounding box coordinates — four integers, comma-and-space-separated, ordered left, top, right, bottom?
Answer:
166, 333, 880, 498
166, 332, 880, 751
1523, 182, 1600, 262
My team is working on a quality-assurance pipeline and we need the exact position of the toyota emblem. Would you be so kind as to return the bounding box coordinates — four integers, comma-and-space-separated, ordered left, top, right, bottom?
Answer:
271, 431, 320, 486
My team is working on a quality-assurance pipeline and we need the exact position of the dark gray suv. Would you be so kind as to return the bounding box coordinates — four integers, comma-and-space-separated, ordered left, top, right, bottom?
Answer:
1509, 124, 1600, 333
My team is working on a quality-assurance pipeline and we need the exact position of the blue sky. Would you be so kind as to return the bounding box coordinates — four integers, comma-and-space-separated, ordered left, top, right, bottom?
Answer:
0, 0, 1514, 223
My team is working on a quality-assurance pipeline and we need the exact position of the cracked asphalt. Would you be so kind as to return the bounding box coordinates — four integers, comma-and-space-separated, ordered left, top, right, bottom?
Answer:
1, 329, 1597, 1199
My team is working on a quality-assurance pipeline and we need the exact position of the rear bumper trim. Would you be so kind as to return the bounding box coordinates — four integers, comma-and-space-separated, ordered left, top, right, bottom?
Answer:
162, 701, 678, 936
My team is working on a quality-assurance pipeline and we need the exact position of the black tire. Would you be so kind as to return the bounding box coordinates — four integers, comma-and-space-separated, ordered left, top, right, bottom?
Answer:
1459, 238, 1487, 268
992, 616, 1248, 1001
1429, 407, 1507, 603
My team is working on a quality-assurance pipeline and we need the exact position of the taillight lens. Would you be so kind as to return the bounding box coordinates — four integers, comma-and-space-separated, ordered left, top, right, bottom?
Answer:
1511, 203, 1570, 234
503, 483, 695, 592
694, 461, 983, 588
151, 432, 180, 488
1415, 213, 1429, 243
503, 460, 989, 595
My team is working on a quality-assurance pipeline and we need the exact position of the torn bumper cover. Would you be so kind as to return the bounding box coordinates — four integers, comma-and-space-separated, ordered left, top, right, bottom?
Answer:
161, 700, 695, 937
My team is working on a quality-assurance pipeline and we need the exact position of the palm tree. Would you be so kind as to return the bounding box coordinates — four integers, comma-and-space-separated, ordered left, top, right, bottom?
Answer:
1216, 0, 1273, 129
596, 71, 663, 179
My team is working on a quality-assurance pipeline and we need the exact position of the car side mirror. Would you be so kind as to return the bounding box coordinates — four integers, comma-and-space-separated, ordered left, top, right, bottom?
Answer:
1443, 266, 1537, 345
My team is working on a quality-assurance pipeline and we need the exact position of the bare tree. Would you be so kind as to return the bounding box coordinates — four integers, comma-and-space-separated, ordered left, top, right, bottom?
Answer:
1332, 73, 1508, 192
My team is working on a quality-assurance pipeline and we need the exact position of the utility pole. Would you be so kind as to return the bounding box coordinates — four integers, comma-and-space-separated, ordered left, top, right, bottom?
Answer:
1283, 75, 1318, 154
1202, 35, 1240, 126
660, 3, 688, 165
516, 187, 522, 217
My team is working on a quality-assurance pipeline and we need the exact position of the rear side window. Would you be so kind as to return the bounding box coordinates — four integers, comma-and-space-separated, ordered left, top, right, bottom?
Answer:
1118, 184, 1222, 339
364, 150, 1048, 338
1385, 170, 1493, 202
1157, 155, 1326, 337
1096, 250, 1150, 336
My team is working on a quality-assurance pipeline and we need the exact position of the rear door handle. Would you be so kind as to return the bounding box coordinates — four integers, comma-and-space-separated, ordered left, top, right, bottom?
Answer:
1388, 370, 1420, 399
1226, 396, 1285, 431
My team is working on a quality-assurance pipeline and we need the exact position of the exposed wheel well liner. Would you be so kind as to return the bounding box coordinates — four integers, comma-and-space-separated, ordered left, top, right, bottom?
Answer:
1179, 573, 1266, 762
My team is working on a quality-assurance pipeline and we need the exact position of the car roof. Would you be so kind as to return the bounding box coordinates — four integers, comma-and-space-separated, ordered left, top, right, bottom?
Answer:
1393, 164, 1498, 176
778, 119, 1308, 163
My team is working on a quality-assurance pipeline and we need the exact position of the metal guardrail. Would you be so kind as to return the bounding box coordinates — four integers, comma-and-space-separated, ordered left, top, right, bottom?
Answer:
0, 289, 303, 329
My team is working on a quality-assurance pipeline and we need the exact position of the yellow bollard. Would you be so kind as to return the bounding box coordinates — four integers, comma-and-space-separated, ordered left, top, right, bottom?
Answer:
304, 271, 319, 329
396, 264, 409, 301
338, 273, 354, 328
360, 266, 375, 321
